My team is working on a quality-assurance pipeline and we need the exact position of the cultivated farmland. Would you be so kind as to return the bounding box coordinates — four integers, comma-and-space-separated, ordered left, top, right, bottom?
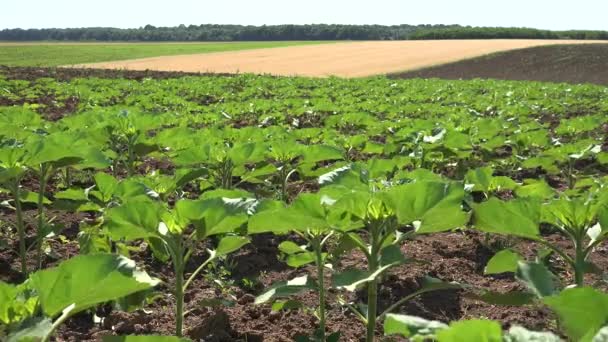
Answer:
1, 66, 607, 342
0, 41, 331, 67
72, 40, 607, 77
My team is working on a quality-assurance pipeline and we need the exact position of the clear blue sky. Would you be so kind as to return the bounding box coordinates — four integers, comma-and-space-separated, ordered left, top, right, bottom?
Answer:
1, 0, 606, 30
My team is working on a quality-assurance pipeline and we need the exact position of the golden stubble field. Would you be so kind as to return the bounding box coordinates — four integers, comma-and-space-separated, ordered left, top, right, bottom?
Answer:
71, 40, 605, 77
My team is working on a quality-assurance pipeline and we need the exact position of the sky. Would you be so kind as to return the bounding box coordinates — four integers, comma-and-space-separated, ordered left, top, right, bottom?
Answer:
1, 0, 607, 31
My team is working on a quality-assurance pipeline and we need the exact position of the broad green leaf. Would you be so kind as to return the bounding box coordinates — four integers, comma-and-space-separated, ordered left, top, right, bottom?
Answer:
516, 262, 556, 298
175, 198, 248, 238
228, 142, 266, 165
25, 134, 84, 168
465, 167, 493, 193
383, 181, 468, 233
318, 164, 367, 190
278, 241, 307, 255
542, 198, 597, 233
0, 281, 18, 324
30, 254, 159, 317
474, 198, 540, 239
105, 200, 163, 240
248, 194, 331, 234
286, 252, 317, 268
54, 188, 88, 202
384, 313, 447, 337
93, 172, 119, 202
214, 236, 250, 257
544, 287, 608, 342
436, 319, 502, 342
380, 245, 408, 266
301, 144, 343, 164
515, 180, 556, 199
485, 249, 522, 275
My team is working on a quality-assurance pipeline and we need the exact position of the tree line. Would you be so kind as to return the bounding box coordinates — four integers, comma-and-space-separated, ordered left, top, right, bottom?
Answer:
410, 27, 608, 40
1, 24, 606, 41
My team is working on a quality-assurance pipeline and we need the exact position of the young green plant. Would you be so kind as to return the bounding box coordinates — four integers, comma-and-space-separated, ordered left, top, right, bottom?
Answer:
104, 197, 250, 336
322, 166, 468, 342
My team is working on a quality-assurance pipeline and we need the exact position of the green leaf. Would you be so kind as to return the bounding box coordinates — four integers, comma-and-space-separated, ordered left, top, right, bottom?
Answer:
542, 198, 598, 233
214, 236, 250, 257
26, 134, 84, 168
0, 281, 18, 324
544, 287, 608, 342
255, 275, 317, 304
93, 172, 119, 202
383, 181, 468, 233
436, 319, 502, 342
380, 245, 408, 266
271, 299, 303, 311
332, 264, 393, 292
516, 262, 556, 298
485, 249, 522, 275
30, 254, 159, 317
105, 200, 163, 240
278, 241, 306, 255
175, 198, 248, 238
473, 198, 541, 239
515, 180, 556, 199
301, 144, 344, 164
287, 252, 317, 268
248, 194, 331, 234
465, 167, 493, 193
103, 336, 192, 342
54, 188, 88, 202
384, 313, 447, 337
228, 142, 267, 165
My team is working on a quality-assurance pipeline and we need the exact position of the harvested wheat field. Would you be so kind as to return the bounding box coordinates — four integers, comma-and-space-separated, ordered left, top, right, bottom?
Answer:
71, 39, 605, 77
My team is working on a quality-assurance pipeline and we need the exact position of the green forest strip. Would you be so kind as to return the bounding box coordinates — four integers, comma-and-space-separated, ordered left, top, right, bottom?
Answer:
0, 41, 333, 67
1, 24, 607, 42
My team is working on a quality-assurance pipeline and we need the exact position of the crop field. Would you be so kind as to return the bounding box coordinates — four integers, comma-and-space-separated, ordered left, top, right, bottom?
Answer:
71, 40, 606, 77
0, 41, 331, 67
0, 66, 608, 342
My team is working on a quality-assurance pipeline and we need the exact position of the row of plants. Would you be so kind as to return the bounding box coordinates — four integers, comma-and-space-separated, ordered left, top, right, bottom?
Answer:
0, 72, 607, 341
2, 159, 607, 341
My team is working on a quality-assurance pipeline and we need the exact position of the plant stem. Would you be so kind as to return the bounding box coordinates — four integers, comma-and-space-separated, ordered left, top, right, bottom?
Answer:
313, 236, 326, 341
174, 257, 185, 337
65, 167, 72, 188
12, 181, 27, 276
183, 256, 214, 292
366, 223, 380, 342
36, 164, 49, 270
42, 304, 75, 342
574, 237, 586, 287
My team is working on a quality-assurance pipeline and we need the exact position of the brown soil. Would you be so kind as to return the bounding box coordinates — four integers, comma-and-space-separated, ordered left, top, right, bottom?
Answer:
68, 40, 605, 78
391, 44, 608, 86
0, 65, 223, 82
